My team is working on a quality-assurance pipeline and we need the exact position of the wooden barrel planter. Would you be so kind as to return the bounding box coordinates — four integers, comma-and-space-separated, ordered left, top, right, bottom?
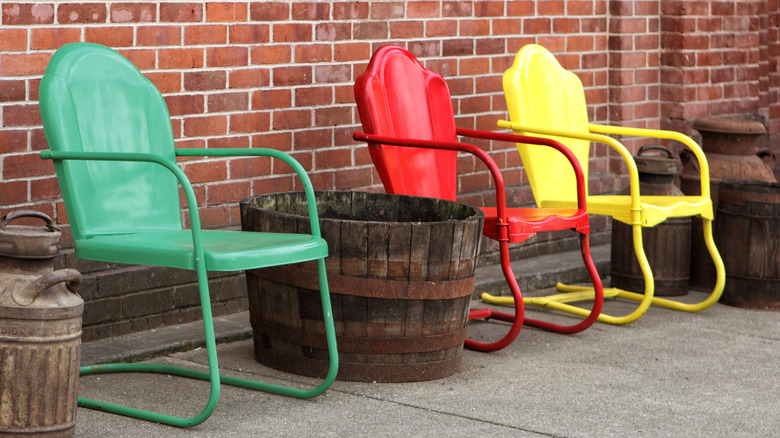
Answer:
239, 191, 484, 382
714, 181, 780, 310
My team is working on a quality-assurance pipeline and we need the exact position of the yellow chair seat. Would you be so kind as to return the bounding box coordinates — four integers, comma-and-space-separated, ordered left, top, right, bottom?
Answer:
543, 195, 713, 227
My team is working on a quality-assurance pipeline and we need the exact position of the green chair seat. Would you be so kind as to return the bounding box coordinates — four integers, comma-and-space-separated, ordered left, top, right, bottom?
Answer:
77, 231, 328, 271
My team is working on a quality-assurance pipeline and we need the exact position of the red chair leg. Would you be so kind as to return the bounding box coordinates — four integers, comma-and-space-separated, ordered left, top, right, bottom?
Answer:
522, 234, 604, 334
464, 241, 524, 352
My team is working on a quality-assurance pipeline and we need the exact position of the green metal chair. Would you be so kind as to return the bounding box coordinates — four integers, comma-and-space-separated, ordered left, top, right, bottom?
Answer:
38, 42, 338, 427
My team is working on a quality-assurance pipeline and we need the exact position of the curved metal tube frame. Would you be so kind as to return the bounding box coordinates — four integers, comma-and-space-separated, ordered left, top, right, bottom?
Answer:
354, 129, 603, 352
41, 148, 339, 427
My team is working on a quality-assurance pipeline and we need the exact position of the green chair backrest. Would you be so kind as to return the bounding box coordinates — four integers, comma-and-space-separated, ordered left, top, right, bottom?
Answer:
502, 44, 592, 205
39, 43, 181, 240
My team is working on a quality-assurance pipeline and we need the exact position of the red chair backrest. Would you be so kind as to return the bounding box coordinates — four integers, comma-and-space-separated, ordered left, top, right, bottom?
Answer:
354, 45, 458, 201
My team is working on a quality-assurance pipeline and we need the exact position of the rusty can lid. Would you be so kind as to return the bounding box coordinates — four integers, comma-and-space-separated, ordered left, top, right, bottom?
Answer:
635, 146, 678, 175
0, 211, 61, 259
693, 116, 766, 135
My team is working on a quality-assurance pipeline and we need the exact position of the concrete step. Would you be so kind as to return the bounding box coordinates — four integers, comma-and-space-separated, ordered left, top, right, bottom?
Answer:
473, 244, 610, 297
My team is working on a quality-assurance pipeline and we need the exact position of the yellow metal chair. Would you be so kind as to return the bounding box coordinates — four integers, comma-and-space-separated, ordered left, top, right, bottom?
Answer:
490, 44, 725, 324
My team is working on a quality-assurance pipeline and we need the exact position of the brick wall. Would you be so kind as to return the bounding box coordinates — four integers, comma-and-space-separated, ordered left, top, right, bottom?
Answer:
1, 1, 778, 341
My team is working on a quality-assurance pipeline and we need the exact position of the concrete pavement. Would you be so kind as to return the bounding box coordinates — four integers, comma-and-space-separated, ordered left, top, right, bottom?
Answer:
76, 245, 780, 437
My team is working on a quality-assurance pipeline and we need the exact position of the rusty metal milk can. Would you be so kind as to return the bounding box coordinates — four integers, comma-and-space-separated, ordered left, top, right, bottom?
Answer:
0, 211, 83, 437
611, 146, 692, 296
681, 117, 776, 290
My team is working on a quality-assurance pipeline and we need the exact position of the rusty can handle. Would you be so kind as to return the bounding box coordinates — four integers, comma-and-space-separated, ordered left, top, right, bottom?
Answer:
637, 145, 673, 158
12, 268, 82, 306
0, 210, 60, 232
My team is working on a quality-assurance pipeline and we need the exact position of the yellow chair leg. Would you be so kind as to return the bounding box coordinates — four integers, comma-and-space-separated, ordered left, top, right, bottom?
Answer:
482, 219, 726, 323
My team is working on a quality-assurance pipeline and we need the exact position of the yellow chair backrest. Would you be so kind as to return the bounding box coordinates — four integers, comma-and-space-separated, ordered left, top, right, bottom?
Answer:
502, 44, 592, 205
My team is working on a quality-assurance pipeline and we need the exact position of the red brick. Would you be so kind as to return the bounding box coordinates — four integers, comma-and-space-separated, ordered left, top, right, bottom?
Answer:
506, 1, 535, 16
426, 19, 458, 37
334, 42, 371, 62
273, 109, 312, 130
253, 175, 295, 195
314, 64, 350, 84
272, 66, 312, 86
582, 17, 607, 33
206, 180, 250, 205
183, 115, 228, 137
252, 89, 291, 110
568, 0, 595, 15
333, 2, 368, 19
476, 38, 503, 55
165, 94, 205, 116
315, 107, 351, 126
185, 25, 228, 45
273, 23, 312, 43
0, 79, 25, 102
137, 25, 182, 46
207, 46, 248, 67
207, 135, 250, 150
0, 180, 28, 204
459, 95, 491, 114
29, 127, 47, 151
249, 2, 289, 21
334, 84, 356, 104
229, 156, 272, 179
250, 45, 291, 64
555, 17, 580, 34
229, 112, 270, 134
524, 17, 551, 34
295, 44, 332, 63
182, 159, 227, 184
110, 3, 156, 23
315, 22, 350, 41
460, 19, 490, 37
443, 39, 473, 56
409, 41, 439, 58
146, 71, 181, 93
251, 131, 292, 151
0, 53, 50, 76
0, 28, 27, 50
293, 128, 332, 150
474, 1, 503, 17
30, 27, 80, 50
160, 3, 203, 22
229, 24, 269, 44
390, 21, 424, 39
159, 48, 204, 69
209, 92, 248, 112
537, 0, 565, 15
58, 3, 107, 23
292, 2, 329, 20
372, 2, 404, 19
229, 68, 270, 89
196, 205, 232, 227
2, 3, 54, 25
335, 168, 373, 190
354, 22, 388, 40
3, 104, 40, 126
206, 2, 247, 22
85, 26, 134, 47
295, 86, 331, 106
184, 70, 226, 91
3, 152, 53, 178
0, 129, 27, 153
30, 176, 61, 201
493, 18, 522, 35
408, 1, 440, 18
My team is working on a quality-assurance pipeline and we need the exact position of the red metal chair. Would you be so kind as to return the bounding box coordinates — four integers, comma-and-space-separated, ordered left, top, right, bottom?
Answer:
353, 45, 603, 352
